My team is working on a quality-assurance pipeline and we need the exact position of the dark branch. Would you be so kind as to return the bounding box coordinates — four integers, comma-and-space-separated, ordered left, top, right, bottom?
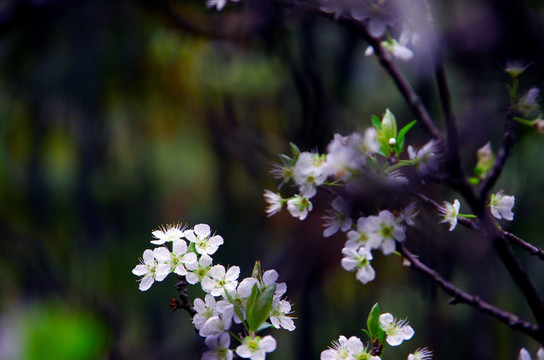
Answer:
274, 0, 443, 142
479, 109, 516, 198
175, 275, 197, 318
398, 243, 543, 343
501, 230, 544, 261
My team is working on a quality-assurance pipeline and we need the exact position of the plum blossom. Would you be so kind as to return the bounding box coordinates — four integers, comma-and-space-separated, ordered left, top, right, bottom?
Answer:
345, 216, 381, 250
379, 313, 415, 346
236, 335, 277, 360
320, 335, 380, 360
322, 197, 352, 237
341, 245, 376, 284
151, 223, 187, 245
186, 253, 213, 285
366, 210, 406, 255
269, 298, 296, 331
287, 195, 313, 220
293, 152, 327, 198
263, 190, 283, 217
153, 240, 197, 280
408, 348, 433, 360
518, 347, 544, 360
202, 265, 240, 297
489, 190, 515, 221
439, 199, 460, 231
203, 333, 234, 360
199, 307, 234, 338
408, 140, 440, 176
132, 249, 158, 291
193, 294, 220, 330
186, 223, 224, 256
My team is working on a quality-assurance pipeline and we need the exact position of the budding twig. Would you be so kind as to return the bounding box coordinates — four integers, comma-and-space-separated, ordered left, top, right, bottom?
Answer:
398, 243, 544, 343
479, 109, 516, 198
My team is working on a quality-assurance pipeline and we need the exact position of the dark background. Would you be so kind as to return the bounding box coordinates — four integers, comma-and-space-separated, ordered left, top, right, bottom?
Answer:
1, 0, 544, 359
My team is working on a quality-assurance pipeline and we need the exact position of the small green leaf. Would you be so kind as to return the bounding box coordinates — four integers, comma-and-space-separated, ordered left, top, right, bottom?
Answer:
371, 115, 382, 130
257, 322, 273, 332
381, 109, 398, 140
397, 120, 417, 143
378, 327, 387, 344
289, 142, 301, 159
367, 303, 381, 340
250, 284, 276, 333
251, 261, 262, 282
224, 289, 245, 326
245, 284, 261, 331
468, 177, 480, 185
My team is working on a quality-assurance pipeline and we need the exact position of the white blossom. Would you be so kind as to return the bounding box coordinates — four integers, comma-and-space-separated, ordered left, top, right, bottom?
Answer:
287, 195, 313, 220
320, 335, 380, 360
293, 152, 327, 198
132, 249, 158, 291
263, 190, 283, 217
269, 297, 296, 331
193, 294, 220, 330
202, 265, 240, 297
366, 210, 406, 255
341, 245, 376, 284
408, 140, 440, 176
439, 199, 460, 231
408, 348, 433, 360
322, 197, 352, 237
379, 313, 415, 346
489, 190, 515, 221
236, 335, 277, 360
186, 223, 224, 256
186, 253, 213, 285
202, 333, 234, 360
151, 223, 187, 245
345, 216, 381, 251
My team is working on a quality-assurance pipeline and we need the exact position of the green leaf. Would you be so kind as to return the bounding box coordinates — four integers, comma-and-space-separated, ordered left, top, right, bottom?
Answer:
367, 303, 381, 340
245, 284, 261, 331
250, 284, 276, 333
381, 109, 398, 140
289, 142, 301, 159
257, 321, 273, 332
397, 120, 417, 144
251, 261, 262, 282
371, 115, 382, 130
378, 327, 387, 344
224, 289, 245, 326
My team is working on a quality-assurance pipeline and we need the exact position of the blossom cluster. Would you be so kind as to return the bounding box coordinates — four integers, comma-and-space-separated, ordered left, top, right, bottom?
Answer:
132, 223, 295, 360
321, 304, 429, 360
264, 109, 434, 283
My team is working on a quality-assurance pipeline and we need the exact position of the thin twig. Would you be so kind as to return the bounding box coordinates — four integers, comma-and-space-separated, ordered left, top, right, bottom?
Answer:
274, 0, 444, 142
501, 230, 544, 261
479, 109, 516, 198
398, 243, 543, 342
175, 275, 197, 318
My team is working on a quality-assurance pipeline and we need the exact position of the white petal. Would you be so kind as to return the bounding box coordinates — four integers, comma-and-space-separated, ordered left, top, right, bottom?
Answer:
194, 223, 211, 238
139, 275, 154, 291
132, 264, 148, 276
259, 335, 277, 352
142, 249, 155, 265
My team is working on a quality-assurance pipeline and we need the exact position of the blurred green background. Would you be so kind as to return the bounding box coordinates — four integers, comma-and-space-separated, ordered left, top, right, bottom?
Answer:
1, 0, 544, 359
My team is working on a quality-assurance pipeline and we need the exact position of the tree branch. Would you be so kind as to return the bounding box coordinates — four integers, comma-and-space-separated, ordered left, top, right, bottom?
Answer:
479, 109, 516, 198
175, 275, 197, 318
398, 243, 543, 343
274, 0, 443, 142
501, 230, 544, 261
